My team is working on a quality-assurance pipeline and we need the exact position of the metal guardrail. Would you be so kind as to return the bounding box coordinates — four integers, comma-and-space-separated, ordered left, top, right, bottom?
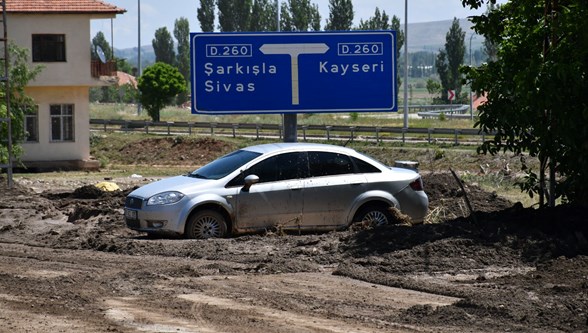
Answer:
90, 119, 494, 146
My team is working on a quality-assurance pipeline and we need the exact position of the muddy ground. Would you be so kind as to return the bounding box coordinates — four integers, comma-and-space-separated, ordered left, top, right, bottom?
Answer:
1, 138, 587, 332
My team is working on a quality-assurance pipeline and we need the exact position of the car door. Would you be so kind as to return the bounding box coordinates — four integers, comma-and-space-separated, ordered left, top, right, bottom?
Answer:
231, 152, 307, 232
302, 151, 367, 228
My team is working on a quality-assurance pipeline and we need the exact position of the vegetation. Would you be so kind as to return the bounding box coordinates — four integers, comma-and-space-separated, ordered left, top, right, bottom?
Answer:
435, 18, 466, 103
0, 43, 43, 165
138, 62, 186, 122
324, 0, 354, 31
152, 27, 176, 65
462, 0, 588, 205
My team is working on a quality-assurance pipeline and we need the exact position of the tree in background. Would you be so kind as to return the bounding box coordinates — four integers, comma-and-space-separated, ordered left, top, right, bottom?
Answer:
91, 31, 113, 61
462, 0, 588, 205
325, 0, 353, 31
152, 27, 176, 65
481, 2, 499, 62
250, 0, 278, 31
197, 0, 215, 32
138, 62, 186, 122
217, 0, 252, 32
174, 18, 190, 82
0, 43, 43, 164
435, 18, 465, 102
174, 17, 191, 105
281, 0, 321, 31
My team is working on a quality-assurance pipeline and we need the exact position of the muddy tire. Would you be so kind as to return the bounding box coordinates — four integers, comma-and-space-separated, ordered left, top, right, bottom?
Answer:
355, 204, 394, 227
185, 210, 227, 239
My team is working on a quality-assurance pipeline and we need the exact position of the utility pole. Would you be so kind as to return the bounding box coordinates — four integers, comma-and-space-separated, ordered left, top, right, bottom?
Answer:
403, 0, 409, 129
137, 0, 142, 115
277, 0, 297, 142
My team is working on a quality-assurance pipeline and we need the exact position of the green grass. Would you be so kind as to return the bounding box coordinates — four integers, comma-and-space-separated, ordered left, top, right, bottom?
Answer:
90, 103, 478, 130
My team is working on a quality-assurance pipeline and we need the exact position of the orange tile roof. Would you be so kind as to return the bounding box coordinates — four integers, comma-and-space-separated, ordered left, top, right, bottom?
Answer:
6, 0, 126, 14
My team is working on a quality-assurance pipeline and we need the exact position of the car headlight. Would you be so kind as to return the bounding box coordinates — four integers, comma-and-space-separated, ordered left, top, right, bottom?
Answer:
147, 191, 185, 206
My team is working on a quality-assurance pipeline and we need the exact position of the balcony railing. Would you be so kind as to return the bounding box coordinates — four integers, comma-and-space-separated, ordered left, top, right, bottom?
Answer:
91, 60, 117, 78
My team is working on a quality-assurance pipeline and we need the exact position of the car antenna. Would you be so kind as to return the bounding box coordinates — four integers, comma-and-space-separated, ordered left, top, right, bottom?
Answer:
342, 137, 352, 147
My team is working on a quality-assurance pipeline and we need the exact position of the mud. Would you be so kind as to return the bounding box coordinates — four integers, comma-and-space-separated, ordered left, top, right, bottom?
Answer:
0, 171, 587, 332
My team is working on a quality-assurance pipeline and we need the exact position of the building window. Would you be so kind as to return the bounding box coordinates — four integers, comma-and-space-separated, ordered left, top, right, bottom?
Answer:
24, 106, 39, 142
50, 104, 74, 142
32, 34, 66, 62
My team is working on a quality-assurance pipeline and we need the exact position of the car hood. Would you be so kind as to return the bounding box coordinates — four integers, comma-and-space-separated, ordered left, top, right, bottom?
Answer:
128, 175, 214, 199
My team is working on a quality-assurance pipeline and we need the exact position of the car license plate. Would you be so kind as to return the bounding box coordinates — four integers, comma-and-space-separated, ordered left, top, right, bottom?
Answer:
125, 209, 137, 219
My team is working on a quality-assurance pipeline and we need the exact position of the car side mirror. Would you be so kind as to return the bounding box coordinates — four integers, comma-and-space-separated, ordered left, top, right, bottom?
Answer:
242, 174, 260, 192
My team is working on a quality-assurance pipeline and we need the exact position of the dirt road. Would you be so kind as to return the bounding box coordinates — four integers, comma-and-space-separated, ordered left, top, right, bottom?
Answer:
0, 173, 587, 332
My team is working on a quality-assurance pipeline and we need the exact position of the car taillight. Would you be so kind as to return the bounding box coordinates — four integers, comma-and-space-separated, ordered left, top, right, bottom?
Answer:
409, 177, 424, 191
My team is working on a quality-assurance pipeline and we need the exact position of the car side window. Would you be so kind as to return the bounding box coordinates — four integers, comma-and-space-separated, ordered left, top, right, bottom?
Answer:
308, 152, 354, 177
226, 152, 308, 187
351, 156, 382, 173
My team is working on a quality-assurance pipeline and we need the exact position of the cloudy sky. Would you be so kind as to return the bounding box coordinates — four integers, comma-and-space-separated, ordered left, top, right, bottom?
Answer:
92, 0, 506, 49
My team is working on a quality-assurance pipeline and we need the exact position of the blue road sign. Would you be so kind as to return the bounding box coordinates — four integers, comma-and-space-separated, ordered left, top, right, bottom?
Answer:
191, 31, 397, 114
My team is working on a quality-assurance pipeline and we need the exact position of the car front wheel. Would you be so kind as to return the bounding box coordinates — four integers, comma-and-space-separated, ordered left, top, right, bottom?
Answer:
185, 210, 227, 239
355, 205, 394, 227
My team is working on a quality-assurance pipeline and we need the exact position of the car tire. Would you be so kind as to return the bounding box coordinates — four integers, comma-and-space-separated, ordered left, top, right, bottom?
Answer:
355, 204, 394, 227
185, 210, 227, 239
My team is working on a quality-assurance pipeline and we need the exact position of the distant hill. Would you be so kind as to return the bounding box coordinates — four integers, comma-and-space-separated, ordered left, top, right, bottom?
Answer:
406, 18, 482, 53
114, 19, 483, 67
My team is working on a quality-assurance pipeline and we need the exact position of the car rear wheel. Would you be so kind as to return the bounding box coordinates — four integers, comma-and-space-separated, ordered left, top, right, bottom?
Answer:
185, 210, 227, 239
355, 205, 394, 226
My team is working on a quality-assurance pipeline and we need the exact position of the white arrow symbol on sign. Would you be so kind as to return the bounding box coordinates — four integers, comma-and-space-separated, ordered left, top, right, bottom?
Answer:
260, 43, 329, 105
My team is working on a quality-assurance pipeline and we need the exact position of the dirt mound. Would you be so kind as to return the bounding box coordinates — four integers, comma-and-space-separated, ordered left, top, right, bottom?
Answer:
2, 164, 588, 331
117, 137, 236, 165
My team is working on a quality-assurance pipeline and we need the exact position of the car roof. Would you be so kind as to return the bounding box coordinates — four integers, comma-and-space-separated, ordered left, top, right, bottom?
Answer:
241, 142, 357, 155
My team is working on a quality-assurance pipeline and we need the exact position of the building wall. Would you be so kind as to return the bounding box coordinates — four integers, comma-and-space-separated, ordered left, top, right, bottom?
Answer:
8, 13, 104, 87
21, 86, 91, 162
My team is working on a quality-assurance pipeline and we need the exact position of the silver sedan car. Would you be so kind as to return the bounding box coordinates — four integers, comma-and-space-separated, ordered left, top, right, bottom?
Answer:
124, 143, 428, 238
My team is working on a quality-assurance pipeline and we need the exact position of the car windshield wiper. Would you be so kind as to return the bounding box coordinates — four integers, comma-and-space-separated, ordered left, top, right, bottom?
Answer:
188, 173, 209, 179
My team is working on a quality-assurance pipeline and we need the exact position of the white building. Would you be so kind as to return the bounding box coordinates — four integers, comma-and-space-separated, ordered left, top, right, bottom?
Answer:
6, 0, 125, 170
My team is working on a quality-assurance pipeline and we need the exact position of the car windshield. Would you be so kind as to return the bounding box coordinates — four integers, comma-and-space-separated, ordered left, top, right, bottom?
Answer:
188, 150, 262, 180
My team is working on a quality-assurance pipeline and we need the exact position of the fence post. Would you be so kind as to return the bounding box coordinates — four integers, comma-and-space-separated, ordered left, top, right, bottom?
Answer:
145, 121, 149, 135
103, 120, 107, 132
350, 126, 355, 142
232, 124, 238, 138
326, 126, 332, 141
302, 125, 308, 141
255, 124, 260, 139
454, 129, 459, 146
167, 122, 173, 135
402, 128, 406, 145
428, 128, 432, 144
210, 123, 216, 136
375, 127, 380, 143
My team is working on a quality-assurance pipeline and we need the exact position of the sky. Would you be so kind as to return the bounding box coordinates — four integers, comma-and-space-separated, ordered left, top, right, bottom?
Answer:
91, 0, 506, 50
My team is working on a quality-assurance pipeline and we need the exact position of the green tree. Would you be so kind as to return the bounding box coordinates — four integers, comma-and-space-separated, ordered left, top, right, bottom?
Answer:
138, 62, 186, 122
152, 27, 176, 65
250, 0, 278, 31
0, 43, 43, 164
462, 0, 588, 205
426, 78, 441, 96
174, 17, 191, 105
197, 0, 215, 32
217, 0, 252, 32
325, 0, 353, 31
91, 31, 112, 61
481, 2, 499, 62
435, 18, 465, 102
281, 0, 321, 32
